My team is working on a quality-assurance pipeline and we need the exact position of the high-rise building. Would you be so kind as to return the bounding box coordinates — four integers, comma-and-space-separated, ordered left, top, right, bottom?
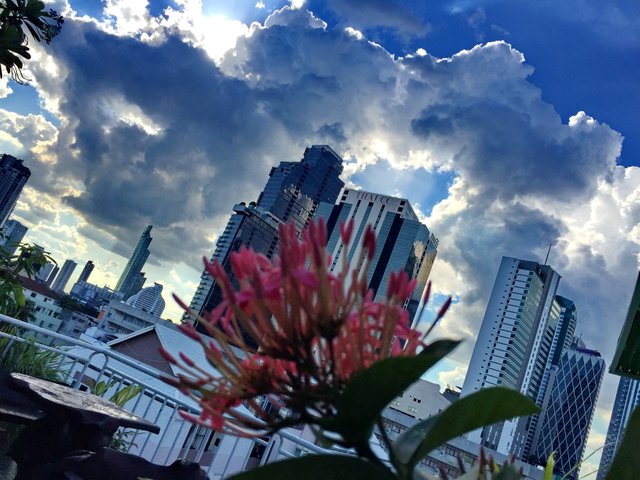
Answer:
0, 219, 28, 255
116, 225, 152, 300
523, 295, 577, 458
532, 345, 605, 479
597, 377, 640, 480
45, 265, 59, 288
317, 189, 438, 324
51, 259, 77, 293
78, 260, 95, 283
125, 282, 166, 317
0, 154, 30, 228
255, 145, 345, 233
461, 257, 561, 457
183, 146, 344, 324
597, 272, 640, 478
35, 261, 56, 284
610, 271, 640, 378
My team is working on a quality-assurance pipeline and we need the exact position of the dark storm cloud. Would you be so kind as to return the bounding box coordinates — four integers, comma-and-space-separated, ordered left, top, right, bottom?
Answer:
29, 19, 304, 264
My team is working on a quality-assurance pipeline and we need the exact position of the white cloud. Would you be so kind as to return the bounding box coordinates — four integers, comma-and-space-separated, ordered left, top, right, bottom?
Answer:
438, 366, 467, 389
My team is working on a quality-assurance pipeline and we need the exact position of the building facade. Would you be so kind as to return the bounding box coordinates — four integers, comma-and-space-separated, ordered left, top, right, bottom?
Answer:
98, 300, 162, 336
610, 271, 640, 378
461, 257, 561, 457
183, 146, 344, 324
77, 260, 95, 283
317, 188, 438, 325
597, 377, 640, 479
0, 154, 30, 228
125, 282, 166, 317
115, 225, 152, 300
0, 219, 28, 255
70, 280, 125, 309
532, 346, 605, 479
51, 259, 77, 293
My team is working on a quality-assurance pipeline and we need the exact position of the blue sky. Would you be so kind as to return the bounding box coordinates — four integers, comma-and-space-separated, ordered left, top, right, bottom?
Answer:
1, 1, 639, 475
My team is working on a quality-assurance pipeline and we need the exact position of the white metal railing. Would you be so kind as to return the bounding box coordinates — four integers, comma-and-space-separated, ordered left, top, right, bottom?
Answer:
0, 314, 350, 479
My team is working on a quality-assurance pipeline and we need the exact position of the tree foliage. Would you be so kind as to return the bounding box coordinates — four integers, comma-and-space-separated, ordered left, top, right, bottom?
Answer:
0, 241, 54, 318
0, 0, 63, 83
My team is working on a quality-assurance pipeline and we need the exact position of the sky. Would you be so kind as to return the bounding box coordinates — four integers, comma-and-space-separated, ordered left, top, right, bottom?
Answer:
1, 0, 639, 476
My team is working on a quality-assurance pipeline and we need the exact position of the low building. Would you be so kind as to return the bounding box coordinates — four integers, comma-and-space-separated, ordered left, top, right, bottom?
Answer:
57, 309, 99, 340
70, 280, 124, 309
389, 379, 451, 419
19, 276, 63, 343
98, 300, 164, 336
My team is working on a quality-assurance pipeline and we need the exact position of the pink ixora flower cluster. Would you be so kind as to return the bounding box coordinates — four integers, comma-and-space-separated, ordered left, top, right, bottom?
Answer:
162, 220, 450, 437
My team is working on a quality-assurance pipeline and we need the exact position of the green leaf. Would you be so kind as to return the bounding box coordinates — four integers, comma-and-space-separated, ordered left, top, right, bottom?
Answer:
544, 452, 555, 480
333, 340, 460, 443
605, 404, 640, 480
394, 387, 539, 471
228, 455, 396, 480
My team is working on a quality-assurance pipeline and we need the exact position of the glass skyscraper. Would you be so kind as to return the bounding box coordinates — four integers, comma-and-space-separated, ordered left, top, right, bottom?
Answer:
461, 257, 561, 457
51, 259, 77, 293
116, 225, 153, 300
598, 376, 640, 480
183, 145, 345, 325
532, 346, 605, 479
317, 188, 438, 325
0, 154, 30, 228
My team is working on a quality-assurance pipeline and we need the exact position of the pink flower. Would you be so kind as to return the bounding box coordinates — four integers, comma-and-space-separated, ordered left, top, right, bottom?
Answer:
165, 220, 448, 436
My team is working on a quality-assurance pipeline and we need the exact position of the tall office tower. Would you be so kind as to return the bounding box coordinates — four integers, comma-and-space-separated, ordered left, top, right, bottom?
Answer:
0, 219, 28, 255
45, 265, 59, 288
597, 377, 640, 480
523, 295, 578, 458
532, 345, 605, 479
125, 282, 165, 316
183, 146, 344, 324
256, 145, 345, 234
0, 154, 30, 228
78, 260, 95, 283
115, 225, 152, 300
610, 271, 640, 378
461, 257, 561, 457
51, 259, 77, 293
35, 261, 56, 283
598, 272, 640, 479
317, 189, 438, 324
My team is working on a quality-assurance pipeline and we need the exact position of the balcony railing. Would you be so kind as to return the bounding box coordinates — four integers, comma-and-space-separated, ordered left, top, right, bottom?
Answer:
0, 314, 351, 479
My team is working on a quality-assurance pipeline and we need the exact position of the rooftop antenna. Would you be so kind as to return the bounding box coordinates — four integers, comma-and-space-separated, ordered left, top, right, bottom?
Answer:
543, 242, 552, 266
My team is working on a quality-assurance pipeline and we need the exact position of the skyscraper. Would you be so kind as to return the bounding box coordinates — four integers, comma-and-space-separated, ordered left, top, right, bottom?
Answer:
51, 259, 77, 293
45, 265, 59, 288
0, 219, 28, 255
183, 146, 344, 324
461, 257, 561, 457
532, 346, 605, 479
78, 260, 95, 283
317, 188, 438, 324
610, 271, 640, 378
116, 225, 152, 300
597, 272, 640, 479
0, 154, 30, 228
523, 295, 577, 458
597, 377, 640, 480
